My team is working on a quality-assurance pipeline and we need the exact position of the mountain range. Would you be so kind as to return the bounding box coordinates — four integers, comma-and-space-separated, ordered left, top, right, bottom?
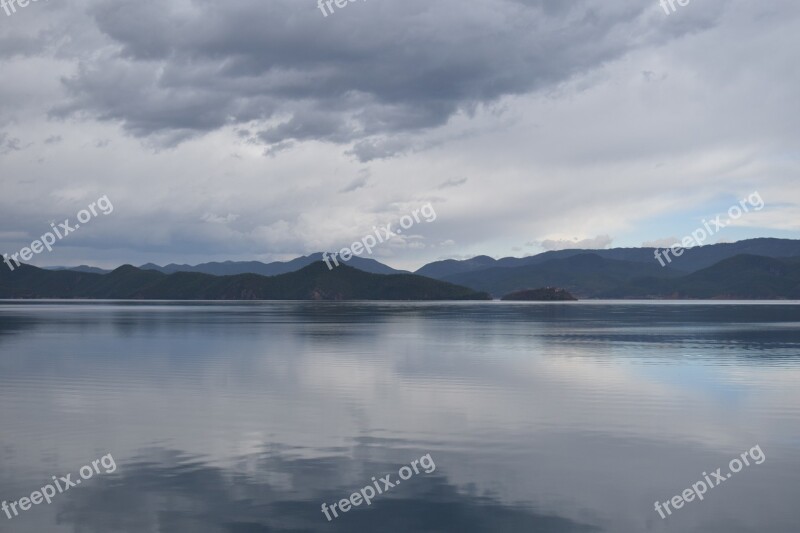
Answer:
599, 255, 800, 299
47, 253, 406, 277
416, 237, 800, 278
22, 238, 800, 300
2, 262, 488, 300
442, 253, 800, 299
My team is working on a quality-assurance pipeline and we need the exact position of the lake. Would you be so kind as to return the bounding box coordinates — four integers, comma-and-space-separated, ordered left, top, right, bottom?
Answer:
0, 301, 798, 532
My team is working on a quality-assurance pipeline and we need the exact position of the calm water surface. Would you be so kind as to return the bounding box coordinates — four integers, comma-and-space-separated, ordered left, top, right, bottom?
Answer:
0, 301, 798, 532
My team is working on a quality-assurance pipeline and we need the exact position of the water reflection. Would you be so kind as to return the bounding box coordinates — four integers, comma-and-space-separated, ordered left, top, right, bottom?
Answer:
49, 446, 597, 533
0, 302, 798, 532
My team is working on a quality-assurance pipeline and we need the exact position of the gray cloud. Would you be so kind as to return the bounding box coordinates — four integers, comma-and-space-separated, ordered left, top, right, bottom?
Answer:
0, 132, 22, 154
49, 0, 708, 157
438, 177, 468, 189
0, 0, 798, 270
0, 31, 47, 59
339, 172, 370, 193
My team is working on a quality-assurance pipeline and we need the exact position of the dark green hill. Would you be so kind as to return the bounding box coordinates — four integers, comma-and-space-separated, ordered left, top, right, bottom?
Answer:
439, 253, 800, 299
415, 255, 497, 279
443, 254, 683, 298
501, 288, 577, 301
0, 264, 97, 298
602, 255, 800, 299
0, 262, 489, 301
416, 238, 800, 278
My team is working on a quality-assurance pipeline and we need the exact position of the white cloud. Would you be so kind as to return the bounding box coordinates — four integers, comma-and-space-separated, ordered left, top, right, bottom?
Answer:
641, 237, 680, 248
0, 0, 798, 270
539, 235, 614, 251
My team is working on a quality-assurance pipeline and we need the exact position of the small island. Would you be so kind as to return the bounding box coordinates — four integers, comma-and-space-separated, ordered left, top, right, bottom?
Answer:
501, 288, 578, 301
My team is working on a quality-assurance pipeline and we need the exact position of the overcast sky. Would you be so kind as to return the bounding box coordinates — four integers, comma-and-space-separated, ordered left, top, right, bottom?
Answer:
1, 0, 798, 270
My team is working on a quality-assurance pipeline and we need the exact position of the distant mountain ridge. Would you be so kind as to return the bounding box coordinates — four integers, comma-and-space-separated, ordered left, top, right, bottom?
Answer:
1, 262, 488, 301
439, 253, 800, 299
413, 255, 497, 279
45, 238, 800, 280
47, 265, 111, 275
415, 238, 800, 278
31, 238, 800, 299
138, 253, 406, 276
443, 253, 685, 298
